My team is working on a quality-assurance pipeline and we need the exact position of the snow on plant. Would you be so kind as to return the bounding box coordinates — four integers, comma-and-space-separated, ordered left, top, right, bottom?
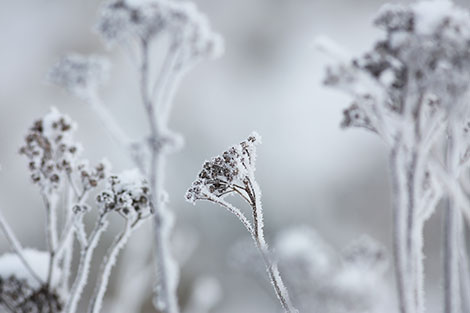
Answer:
186, 133, 298, 313
0, 249, 62, 313
319, 1, 470, 313
48, 1, 223, 312
0, 109, 151, 313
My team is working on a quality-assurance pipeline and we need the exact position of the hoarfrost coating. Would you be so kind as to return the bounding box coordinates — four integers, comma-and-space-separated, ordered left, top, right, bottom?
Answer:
322, 1, 470, 313
0, 249, 59, 289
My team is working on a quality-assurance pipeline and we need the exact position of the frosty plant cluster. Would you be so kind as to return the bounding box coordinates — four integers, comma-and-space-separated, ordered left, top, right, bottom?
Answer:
321, 1, 470, 313
0, 109, 151, 313
4, 0, 470, 313
19, 0, 223, 313
186, 133, 298, 313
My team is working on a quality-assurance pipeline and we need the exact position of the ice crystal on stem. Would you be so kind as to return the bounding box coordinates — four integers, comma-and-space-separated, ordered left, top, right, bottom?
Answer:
186, 133, 298, 313
321, 1, 470, 313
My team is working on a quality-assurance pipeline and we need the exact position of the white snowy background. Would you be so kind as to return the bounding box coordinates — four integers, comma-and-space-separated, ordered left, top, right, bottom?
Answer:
0, 0, 469, 312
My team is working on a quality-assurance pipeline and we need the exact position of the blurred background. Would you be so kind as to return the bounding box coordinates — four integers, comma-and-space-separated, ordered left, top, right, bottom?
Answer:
1, 0, 469, 312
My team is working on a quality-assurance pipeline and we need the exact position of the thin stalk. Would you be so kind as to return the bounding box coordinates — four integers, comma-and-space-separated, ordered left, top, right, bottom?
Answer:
444, 131, 461, 313
254, 235, 297, 313
88, 220, 133, 313
206, 193, 297, 312
459, 220, 470, 313
0, 209, 43, 284
245, 175, 296, 312
140, 38, 179, 313
42, 193, 58, 287
64, 214, 108, 313
444, 197, 461, 313
407, 149, 427, 313
390, 140, 414, 313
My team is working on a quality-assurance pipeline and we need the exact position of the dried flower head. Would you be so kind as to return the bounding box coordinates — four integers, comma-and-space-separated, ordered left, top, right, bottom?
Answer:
369, 0, 470, 108
77, 158, 111, 191
97, 169, 151, 221
97, 0, 166, 43
97, 0, 223, 61
324, 0, 470, 135
0, 249, 63, 313
48, 54, 109, 99
19, 108, 81, 193
185, 132, 261, 203
164, 1, 224, 65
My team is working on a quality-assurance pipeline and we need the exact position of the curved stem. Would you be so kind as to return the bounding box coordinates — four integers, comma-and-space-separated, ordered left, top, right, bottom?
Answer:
208, 189, 297, 312
88, 220, 133, 313
206, 196, 254, 235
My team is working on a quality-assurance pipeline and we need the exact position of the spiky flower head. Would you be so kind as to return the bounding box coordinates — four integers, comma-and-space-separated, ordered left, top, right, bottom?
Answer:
324, 0, 470, 133
19, 108, 81, 193
186, 132, 261, 204
97, 169, 151, 221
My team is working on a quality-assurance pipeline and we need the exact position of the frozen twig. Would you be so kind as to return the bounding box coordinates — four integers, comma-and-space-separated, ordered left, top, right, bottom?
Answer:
88, 221, 133, 313
186, 133, 298, 313
321, 2, 470, 312
64, 213, 109, 313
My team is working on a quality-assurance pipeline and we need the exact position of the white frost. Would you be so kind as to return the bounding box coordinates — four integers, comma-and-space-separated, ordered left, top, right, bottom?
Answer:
0, 249, 60, 289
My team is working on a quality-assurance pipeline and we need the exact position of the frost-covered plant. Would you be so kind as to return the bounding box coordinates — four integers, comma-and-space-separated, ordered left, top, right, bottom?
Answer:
0, 109, 151, 313
49, 1, 223, 312
186, 133, 298, 313
320, 1, 470, 313
0, 249, 62, 313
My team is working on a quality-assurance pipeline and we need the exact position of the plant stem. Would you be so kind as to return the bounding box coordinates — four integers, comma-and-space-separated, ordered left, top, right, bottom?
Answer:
390, 141, 414, 313
248, 177, 297, 313
64, 214, 108, 313
88, 221, 133, 313
254, 238, 298, 313
444, 131, 461, 313
444, 196, 460, 313
42, 193, 58, 287
140, 38, 179, 313
0, 209, 44, 284
459, 219, 470, 313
